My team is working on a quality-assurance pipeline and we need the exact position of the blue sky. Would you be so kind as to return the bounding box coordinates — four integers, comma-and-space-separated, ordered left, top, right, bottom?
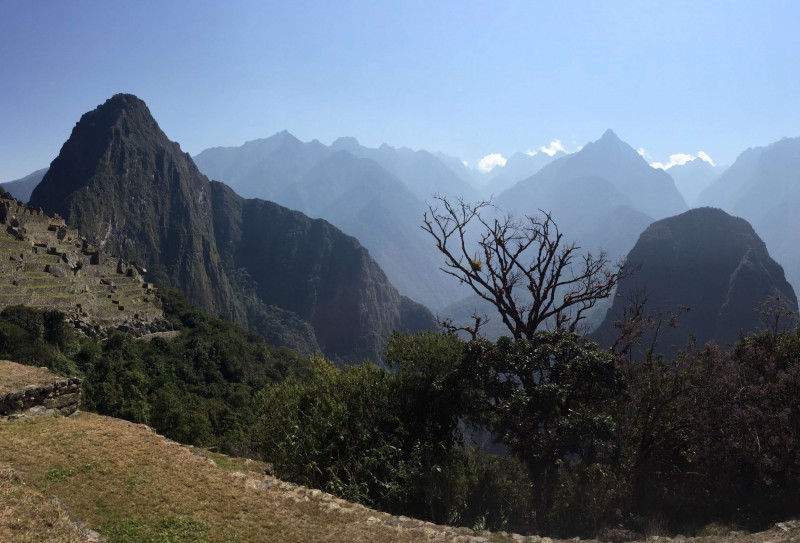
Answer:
1, 0, 798, 180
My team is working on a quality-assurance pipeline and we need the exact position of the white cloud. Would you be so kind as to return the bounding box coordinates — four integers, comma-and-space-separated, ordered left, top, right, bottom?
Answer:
477, 153, 507, 173
637, 147, 647, 158
539, 139, 566, 156
524, 149, 539, 157
650, 151, 715, 170
696, 151, 715, 166
462, 160, 469, 167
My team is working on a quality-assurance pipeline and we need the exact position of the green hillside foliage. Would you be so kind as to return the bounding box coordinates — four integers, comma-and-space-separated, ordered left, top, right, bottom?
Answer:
253, 329, 800, 537
7, 293, 800, 536
0, 288, 309, 456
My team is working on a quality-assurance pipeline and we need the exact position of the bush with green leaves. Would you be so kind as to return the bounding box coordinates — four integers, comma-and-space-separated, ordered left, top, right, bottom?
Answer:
0, 290, 309, 456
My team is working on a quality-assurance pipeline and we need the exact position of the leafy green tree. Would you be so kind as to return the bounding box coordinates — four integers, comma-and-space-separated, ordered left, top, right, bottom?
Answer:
253, 357, 406, 504
461, 331, 625, 528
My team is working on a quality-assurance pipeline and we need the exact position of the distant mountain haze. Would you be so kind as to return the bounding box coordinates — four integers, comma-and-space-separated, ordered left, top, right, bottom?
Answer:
194, 132, 470, 310
0, 167, 48, 203
592, 207, 797, 351
698, 136, 800, 297
500, 129, 686, 219
479, 151, 563, 197
663, 158, 723, 207
328, 137, 478, 202
29, 94, 435, 363
440, 130, 687, 336
494, 129, 688, 268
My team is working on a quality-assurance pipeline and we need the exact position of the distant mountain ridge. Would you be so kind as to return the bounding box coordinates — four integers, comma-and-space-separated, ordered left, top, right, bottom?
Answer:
664, 158, 723, 207
698, 136, 800, 296
441, 130, 685, 337
29, 94, 435, 363
1, 168, 48, 203
194, 132, 470, 310
499, 129, 686, 220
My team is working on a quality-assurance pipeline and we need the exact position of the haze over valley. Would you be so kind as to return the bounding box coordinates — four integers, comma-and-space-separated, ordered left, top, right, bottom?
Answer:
3, 2, 800, 541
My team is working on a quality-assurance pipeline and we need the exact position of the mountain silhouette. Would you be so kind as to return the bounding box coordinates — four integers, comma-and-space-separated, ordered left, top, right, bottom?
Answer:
592, 207, 797, 351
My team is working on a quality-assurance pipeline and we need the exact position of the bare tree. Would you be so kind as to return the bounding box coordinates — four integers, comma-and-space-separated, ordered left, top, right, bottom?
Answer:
422, 196, 626, 340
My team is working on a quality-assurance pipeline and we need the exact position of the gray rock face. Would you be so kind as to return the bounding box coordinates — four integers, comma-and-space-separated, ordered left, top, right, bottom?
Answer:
593, 207, 797, 351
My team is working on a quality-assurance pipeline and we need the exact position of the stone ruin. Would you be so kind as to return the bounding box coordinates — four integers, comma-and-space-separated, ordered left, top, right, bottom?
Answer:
0, 193, 170, 337
0, 360, 81, 419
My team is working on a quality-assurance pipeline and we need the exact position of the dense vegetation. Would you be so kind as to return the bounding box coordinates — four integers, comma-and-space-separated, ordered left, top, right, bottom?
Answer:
0, 288, 309, 455
254, 327, 800, 537
6, 292, 800, 537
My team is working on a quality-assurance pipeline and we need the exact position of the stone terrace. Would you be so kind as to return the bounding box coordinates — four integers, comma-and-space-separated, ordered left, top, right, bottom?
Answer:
0, 194, 165, 334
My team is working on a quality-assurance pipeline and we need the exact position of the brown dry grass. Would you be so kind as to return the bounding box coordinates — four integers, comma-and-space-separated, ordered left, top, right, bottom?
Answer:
0, 466, 93, 543
1, 411, 799, 543
0, 360, 63, 393
0, 413, 506, 543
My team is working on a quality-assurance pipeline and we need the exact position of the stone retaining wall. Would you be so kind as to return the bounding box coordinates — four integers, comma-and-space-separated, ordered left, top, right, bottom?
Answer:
0, 360, 81, 419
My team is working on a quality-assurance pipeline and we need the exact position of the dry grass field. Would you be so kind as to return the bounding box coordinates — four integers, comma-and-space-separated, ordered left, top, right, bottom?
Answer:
0, 360, 61, 394
2, 412, 800, 543
0, 412, 524, 542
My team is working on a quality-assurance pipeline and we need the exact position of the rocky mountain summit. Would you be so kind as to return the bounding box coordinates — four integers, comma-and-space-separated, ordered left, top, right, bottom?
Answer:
29, 94, 435, 363
593, 207, 797, 351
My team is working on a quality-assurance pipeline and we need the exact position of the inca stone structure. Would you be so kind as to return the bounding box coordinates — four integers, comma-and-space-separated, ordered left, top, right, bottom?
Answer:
0, 360, 81, 419
0, 190, 166, 335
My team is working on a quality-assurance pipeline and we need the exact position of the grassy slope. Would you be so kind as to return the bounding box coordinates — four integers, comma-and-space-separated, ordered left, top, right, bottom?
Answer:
0, 413, 516, 543
2, 413, 800, 543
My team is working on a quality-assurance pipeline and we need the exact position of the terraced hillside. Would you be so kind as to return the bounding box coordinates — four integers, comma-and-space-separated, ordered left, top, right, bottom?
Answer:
0, 191, 165, 335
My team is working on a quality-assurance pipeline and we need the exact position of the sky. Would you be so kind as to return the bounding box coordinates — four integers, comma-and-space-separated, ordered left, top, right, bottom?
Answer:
1, 0, 799, 180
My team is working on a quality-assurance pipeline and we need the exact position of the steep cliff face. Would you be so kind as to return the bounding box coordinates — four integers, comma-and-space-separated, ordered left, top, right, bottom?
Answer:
210, 182, 434, 362
593, 207, 797, 351
29, 94, 238, 322
29, 94, 435, 363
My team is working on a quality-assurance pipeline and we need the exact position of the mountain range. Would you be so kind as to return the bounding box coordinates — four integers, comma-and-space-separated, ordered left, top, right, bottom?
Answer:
28, 94, 435, 363
442, 129, 685, 335
194, 132, 471, 310
193, 128, 688, 321
698, 136, 800, 296
11, 97, 800, 350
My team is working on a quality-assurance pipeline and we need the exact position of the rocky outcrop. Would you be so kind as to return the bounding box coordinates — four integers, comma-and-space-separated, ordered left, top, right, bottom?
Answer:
592, 208, 798, 351
0, 360, 81, 419
29, 94, 238, 323
29, 94, 435, 363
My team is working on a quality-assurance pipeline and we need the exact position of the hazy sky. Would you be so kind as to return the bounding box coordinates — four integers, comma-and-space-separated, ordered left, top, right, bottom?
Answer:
1, 0, 798, 180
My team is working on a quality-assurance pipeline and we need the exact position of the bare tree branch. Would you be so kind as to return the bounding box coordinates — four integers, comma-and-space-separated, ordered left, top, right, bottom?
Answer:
422, 196, 627, 340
